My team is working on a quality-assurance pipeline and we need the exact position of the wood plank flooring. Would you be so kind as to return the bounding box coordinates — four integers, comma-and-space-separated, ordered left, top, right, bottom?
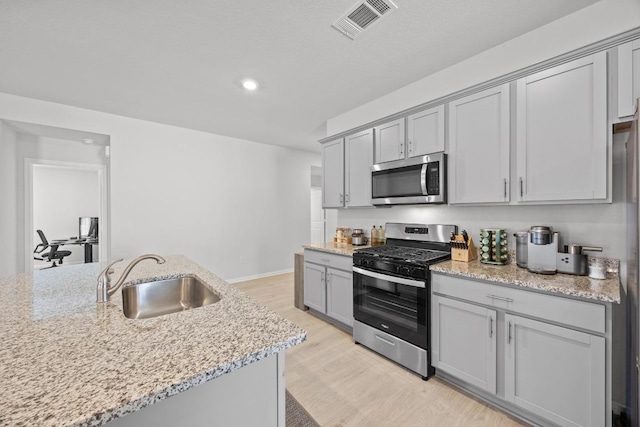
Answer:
235, 273, 526, 427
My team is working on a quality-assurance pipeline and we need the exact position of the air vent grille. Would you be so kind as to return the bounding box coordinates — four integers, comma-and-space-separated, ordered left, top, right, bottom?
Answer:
332, 0, 397, 40
348, 4, 379, 29
366, 0, 391, 15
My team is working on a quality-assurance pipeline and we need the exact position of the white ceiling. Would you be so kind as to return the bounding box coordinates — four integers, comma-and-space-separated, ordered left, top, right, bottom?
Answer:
0, 0, 599, 153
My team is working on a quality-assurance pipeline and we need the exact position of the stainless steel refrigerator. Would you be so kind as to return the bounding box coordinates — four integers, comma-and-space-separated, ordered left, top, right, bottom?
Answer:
627, 98, 640, 427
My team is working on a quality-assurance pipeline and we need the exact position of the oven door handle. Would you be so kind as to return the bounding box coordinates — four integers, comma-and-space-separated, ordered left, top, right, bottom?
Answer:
353, 267, 425, 288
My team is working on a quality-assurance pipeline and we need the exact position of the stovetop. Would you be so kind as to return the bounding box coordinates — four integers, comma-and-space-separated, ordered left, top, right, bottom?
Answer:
355, 244, 450, 265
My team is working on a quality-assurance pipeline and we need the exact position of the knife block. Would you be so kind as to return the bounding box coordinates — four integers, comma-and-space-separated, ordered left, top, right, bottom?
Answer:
451, 236, 477, 262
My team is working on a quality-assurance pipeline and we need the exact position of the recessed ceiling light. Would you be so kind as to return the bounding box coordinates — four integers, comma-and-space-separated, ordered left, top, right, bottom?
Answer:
81, 138, 94, 144
241, 79, 258, 91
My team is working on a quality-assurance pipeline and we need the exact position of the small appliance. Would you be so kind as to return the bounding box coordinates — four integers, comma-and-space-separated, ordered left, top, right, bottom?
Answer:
371, 152, 446, 205
527, 226, 559, 274
556, 244, 602, 276
514, 231, 528, 268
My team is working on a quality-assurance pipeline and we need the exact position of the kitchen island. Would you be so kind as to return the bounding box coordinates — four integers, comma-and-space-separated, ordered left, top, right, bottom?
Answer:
0, 255, 306, 426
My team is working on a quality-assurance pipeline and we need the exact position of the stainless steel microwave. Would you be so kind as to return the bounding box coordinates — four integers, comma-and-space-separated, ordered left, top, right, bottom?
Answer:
371, 152, 446, 205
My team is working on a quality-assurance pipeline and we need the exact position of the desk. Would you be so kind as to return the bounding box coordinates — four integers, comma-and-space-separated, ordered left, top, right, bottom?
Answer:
51, 239, 98, 263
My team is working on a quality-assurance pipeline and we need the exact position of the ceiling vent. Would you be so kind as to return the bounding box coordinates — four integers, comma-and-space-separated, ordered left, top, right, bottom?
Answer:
332, 0, 398, 40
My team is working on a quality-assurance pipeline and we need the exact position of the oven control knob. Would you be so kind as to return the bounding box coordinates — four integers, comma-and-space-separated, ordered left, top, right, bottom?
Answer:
398, 265, 411, 275
365, 260, 374, 268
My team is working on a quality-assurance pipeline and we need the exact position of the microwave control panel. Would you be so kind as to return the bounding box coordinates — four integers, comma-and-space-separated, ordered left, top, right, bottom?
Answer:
426, 162, 440, 195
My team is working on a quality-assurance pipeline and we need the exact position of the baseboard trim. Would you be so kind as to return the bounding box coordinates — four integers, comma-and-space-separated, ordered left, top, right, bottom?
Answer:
227, 269, 294, 284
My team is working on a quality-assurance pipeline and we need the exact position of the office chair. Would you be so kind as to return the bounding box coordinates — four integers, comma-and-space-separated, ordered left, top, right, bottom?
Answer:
33, 230, 72, 268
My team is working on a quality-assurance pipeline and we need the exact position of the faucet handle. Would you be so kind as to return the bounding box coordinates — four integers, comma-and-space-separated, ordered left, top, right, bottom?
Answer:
98, 259, 124, 287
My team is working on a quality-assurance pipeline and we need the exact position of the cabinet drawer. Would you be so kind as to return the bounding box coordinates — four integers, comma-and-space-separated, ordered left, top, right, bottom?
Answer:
432, 273, 605, 334
304, 249, 353, 272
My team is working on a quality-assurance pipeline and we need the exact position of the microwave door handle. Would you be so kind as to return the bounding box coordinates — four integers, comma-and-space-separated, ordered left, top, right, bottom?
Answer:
420, 163, 429, 195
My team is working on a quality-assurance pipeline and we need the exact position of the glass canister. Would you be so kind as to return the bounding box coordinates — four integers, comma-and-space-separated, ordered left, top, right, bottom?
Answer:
480, 229, 508, 265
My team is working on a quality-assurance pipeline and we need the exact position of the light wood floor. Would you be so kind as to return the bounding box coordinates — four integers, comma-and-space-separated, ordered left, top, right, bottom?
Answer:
235, 273, 526, 427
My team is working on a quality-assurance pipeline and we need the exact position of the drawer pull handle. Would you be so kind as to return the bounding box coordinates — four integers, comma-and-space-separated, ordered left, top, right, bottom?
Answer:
375, 335, 396, 346
508, 321, 512, 344
321, 258, 330, 263
489, 316, 493, 338
487, 294, 513, 303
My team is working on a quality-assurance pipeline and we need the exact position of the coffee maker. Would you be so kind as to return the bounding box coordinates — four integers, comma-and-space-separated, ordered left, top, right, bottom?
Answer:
527, 226, 559, 275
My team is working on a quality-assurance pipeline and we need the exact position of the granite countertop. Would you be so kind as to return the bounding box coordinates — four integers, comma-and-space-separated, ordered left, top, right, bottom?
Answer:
430, 258, 620, 304
0, 255, 306, 426
303, 242, 371, 257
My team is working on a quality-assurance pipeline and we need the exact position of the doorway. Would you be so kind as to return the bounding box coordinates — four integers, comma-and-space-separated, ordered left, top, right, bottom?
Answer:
25, 159, 108, 272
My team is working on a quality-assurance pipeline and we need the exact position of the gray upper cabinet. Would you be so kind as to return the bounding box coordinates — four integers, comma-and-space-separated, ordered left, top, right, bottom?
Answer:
618, 38, 640, 119
516, 52, 608, 203
322, 138, 344, 208
374, 118, 405, 164
345, 129, 374, 207
448, 84, 510, 204
321, 130, 373, 209
406, 105, 445, 157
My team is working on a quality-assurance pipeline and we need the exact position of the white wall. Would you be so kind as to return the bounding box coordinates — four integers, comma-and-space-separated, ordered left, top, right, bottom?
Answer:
327, 0, 640, 135
0, 122, 18, 278
33, 166, 100, 266
0, 93, 320, 281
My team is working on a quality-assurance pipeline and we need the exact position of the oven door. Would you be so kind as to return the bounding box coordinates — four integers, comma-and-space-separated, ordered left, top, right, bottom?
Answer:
353, 266, 428, 349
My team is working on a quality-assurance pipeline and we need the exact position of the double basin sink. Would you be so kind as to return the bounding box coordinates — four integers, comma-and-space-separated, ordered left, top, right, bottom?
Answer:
121, 276, 220, 319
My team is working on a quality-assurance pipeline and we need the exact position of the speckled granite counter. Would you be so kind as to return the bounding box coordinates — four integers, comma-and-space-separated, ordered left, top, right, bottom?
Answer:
430, 258, 620, 303
0, 255, 306, 426
302, 242, 371, 257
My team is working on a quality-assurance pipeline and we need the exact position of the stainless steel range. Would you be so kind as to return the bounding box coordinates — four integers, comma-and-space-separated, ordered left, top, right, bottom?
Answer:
352, 223, 457, 379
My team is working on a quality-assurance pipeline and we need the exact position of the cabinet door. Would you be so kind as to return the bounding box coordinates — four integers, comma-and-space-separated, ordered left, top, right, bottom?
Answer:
322, 138, 344, 208
374, 118, 406, 164
516, 52, 607, 202
448, 84, 510, 204
407, 105, 445, 157
431, 295, 497, 394
303, 262, 326, 312
618, 39, 640, 118
326, 268, 353, 327
345, 129, 374, 207
504, 314, 605, 427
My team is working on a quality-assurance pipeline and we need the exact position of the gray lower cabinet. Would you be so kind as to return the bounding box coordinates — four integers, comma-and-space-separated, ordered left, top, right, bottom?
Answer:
303, 249, 353, 329
431, 295, 497, 394
432, 273, 609, 427
504, 314, 605, 427
326, 268, 353, 327
303, 262, 326, 312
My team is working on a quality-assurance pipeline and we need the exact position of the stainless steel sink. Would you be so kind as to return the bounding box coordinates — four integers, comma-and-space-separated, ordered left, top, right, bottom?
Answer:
122, 276, 220, 319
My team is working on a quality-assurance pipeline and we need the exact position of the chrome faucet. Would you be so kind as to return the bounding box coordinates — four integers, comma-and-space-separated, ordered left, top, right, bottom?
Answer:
97, 254, 166, 303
